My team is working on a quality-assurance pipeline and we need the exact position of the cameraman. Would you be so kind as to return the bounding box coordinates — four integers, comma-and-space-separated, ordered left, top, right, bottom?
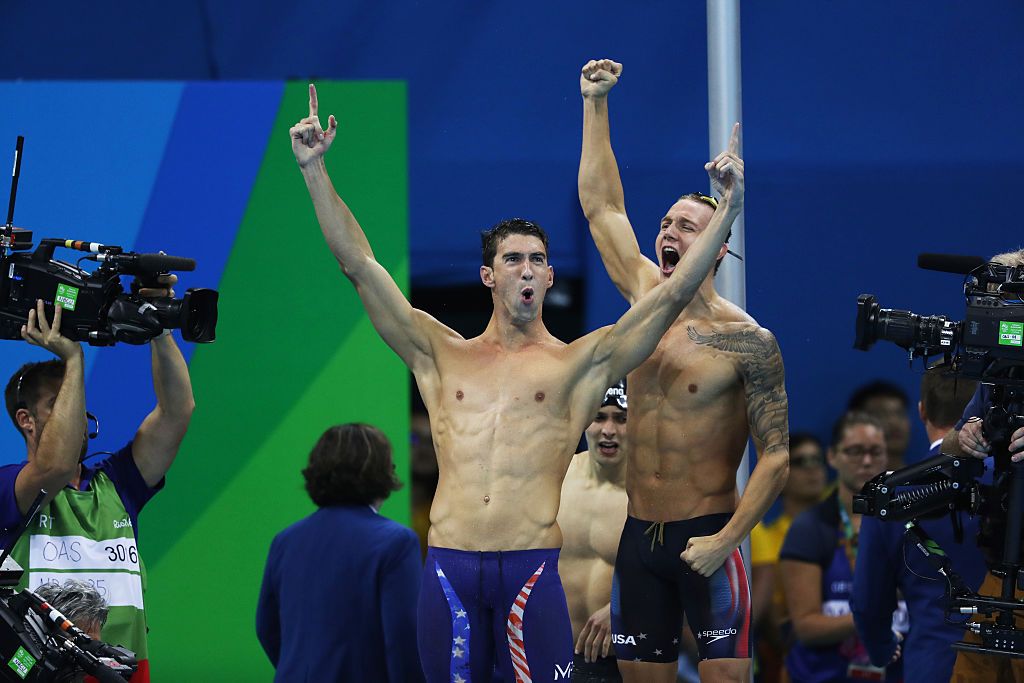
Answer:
1, 280, 195, 683
945, 247, 1024, 466
850, 368, 985, 683
939, 247, 1024, 682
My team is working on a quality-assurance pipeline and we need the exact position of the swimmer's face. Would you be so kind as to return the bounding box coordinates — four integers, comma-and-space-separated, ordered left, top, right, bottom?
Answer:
480, 233, 553, 323
654, 198, 720, 280
585, 405, 627, 465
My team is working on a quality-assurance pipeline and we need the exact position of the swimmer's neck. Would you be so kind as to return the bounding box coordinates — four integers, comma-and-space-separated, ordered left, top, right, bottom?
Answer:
657, 272, 720, 316
482, 311, 554, 348
586, 452, 627, 487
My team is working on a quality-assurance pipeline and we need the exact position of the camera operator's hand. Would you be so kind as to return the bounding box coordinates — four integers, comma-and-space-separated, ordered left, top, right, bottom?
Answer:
1010, 425, 1024, 463
136, 273, 177, 299
21, 299, 81, 361
959, 417, 990, 459
290, 84, 337, 169
889, 630, 903, 664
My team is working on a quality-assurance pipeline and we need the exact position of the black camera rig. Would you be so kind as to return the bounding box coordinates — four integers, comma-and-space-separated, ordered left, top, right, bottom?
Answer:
0, 491, 136, 682
854, 253, 1024, 658
1, 136, 218, 345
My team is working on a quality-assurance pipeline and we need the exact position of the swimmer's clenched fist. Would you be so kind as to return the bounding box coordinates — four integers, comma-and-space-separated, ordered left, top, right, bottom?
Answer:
290, 84, 338, 168
580, 59, 622, 99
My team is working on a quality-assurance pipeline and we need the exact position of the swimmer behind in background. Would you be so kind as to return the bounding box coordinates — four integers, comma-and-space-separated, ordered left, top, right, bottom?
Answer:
558, 380, 629, 682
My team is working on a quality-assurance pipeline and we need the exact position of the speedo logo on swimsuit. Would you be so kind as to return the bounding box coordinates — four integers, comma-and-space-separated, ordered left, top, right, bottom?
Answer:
612, 634, 637, 645
699, 628, 737, 644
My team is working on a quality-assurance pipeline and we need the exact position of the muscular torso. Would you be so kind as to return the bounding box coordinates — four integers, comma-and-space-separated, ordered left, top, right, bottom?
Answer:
625, 298, 755, 522
556, 453, 627, 641
418, 334, 601, 551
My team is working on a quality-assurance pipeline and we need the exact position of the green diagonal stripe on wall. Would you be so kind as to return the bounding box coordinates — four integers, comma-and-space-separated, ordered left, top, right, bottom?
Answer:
137, 80, 409, 680
145, 314, 409, 680
140, 81, 409, 569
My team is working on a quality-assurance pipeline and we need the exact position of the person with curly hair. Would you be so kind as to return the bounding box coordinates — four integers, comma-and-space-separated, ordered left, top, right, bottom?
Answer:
255, 423, 424, 683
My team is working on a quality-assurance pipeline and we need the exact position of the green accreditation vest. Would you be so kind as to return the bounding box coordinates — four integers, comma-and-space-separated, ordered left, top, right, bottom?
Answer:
8, 470, 149, 660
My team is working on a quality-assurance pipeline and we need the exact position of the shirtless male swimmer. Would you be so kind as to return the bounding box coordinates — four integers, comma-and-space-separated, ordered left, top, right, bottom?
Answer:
291, 83, 744, 683
558, 380, 629, 682
578, 59, 790, 683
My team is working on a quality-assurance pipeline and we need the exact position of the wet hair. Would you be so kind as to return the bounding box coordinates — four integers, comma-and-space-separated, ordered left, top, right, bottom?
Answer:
789, 431, 823, 454
35, 579, 108, 633
302, 423, 402, 507
480, 218, 549, 268
5, 360, 65, 437
920, 368, 978, 429
847, 380, 910, 411
674, 193, 731, 275
830, 411, 885, 450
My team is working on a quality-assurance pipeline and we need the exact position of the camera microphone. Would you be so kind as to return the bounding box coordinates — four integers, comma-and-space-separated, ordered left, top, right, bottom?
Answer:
91, 251, 196, 273
918, 253, 987, 274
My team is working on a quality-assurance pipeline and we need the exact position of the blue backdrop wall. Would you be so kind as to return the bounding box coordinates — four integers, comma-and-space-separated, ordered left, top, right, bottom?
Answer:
3, 0, 1024, 457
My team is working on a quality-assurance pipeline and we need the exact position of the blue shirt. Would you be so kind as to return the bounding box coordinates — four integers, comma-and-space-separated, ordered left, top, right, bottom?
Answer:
256, 505, 425, 683
850, 443, 988, 683
0, 443, 162, 549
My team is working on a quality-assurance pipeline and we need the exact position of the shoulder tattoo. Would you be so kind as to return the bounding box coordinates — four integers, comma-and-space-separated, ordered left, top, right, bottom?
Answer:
687, 325, 789, 453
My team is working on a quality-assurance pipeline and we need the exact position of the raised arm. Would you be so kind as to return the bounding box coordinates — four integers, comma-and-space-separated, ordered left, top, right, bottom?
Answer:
292, 85, 444, 373
14, 302, 86, 513
578, 59, 658, 302
583, 126, 744, 389
132, 275, 195, 488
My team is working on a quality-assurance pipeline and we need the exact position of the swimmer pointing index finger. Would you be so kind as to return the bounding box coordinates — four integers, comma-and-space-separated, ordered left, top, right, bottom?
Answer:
291, 85, 742, 682
580, 57, 788, 682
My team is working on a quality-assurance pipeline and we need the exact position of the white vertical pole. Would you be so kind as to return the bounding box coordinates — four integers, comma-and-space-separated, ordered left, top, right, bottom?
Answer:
707, 2, 752, 652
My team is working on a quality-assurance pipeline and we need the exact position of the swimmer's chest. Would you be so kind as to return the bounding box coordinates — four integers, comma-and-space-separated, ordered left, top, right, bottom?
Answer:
559, 481, 623, 562
435, 348, 574, 418
632, 325, 742, 409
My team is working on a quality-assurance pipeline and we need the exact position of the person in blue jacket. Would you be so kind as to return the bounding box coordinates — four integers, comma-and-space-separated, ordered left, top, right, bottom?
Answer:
851, 368, 987, 683
256, 423, 424, 683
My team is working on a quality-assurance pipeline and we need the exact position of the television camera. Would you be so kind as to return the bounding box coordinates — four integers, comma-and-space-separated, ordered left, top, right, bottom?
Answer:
854, 252, 1024, 658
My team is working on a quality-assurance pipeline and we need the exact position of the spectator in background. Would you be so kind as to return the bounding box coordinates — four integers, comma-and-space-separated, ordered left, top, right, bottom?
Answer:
751, 433, 826, 683
848, 381, 912, 469
256, 423, 424, 683
851, 368, 985, 683
780, 412, 900, 683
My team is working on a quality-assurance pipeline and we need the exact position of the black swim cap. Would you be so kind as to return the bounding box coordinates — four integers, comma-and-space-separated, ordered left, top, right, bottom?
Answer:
601, 379, 627, 411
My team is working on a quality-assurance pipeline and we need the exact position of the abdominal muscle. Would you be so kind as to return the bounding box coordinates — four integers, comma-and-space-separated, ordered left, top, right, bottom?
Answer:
425, 426, 574, 551
625, 364, 749, 523
428, 474, 565, 551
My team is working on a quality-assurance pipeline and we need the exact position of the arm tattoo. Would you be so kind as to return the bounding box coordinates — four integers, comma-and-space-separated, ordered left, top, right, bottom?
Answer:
687, 325, 790, 454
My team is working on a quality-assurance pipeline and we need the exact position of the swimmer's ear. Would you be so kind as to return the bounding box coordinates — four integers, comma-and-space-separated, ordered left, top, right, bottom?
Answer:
480, 265, 495, 288
546, 265, 554, 289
